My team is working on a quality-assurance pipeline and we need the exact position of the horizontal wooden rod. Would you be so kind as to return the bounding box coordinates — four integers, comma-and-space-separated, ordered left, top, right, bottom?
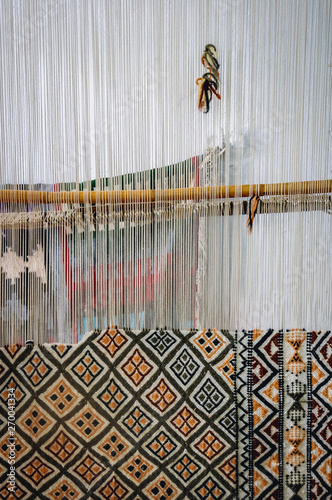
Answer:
0, 180, 331, 205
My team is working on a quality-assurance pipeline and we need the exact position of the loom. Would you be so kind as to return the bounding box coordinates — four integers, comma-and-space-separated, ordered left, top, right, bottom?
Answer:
0, 1, 331, 498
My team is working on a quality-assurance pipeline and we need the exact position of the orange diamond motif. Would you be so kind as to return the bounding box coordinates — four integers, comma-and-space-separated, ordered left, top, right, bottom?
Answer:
21, 455, 55, 485
0, 433, 28, 461
1, 377, 26, 406
42, 376, 79, 416
96, 429, 131, 462
69, 404, 107, 439
21, 353, 52, 386
99, 476, 129, 499
146, 429, 177, 460
145, 474, 178, 499
120, 452, 156, 484
48, 478, 80, 499
170, 406, 201, 436
195, 477, 226, 499
97, 327, 128, 358
219, 455, 236, 483
146, 378, 177, 413
71, 349, 104, 386
194, 430, 226, 460
171, 453, 201, 482
45, 430, 78, 462
18, 403, 53, 438
121, 348, 153, 387
73, 454, 106, 485
193, 329, 226, 359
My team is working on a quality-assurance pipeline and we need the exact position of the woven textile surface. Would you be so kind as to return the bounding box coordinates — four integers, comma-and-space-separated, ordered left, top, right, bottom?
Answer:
0, 328, 331, 499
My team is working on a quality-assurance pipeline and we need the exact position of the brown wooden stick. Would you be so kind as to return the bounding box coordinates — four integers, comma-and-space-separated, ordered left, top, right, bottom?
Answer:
0, 180, 331, 204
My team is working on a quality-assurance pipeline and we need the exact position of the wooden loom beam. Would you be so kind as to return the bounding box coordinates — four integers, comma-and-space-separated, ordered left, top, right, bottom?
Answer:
0, 179, 331, 205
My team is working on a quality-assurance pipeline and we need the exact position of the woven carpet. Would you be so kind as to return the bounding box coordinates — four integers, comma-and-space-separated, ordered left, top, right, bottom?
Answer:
0, 328, 331, 499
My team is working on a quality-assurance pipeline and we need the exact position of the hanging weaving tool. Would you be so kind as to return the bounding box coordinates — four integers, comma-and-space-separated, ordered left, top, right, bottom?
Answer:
196, 44, 221, 113
246, 195, 260, 233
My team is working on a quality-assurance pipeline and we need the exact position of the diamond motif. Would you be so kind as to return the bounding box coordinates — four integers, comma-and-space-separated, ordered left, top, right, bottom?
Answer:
122, 405, 153, 437
193, 430, 226, 460
145, 329, 177, 356
73, 454, 106, 485
218, 407, 236, 436
192, 329, 226, 359
69, 404, 107, 438
216, 352, 234, 385
0, 434, 28, 461
70, 349, 104, 386
144, 474, 178, 499
0, 483, 27, 499
170, 406, 201, 436
48, 478, 80, 499
21, 455, 55, 486
18, 404, 53, 439
99, 475, 129, 499
121, 348, 153, 387
146, 429, 178, 460
42, 377, 80, 416
95, 428, 131, 462
45, 430, 79, 462
97, 327, 128, 358
192, 375, 227, 414
170, 453, 201, 482
0, 376, 27, 407
96, 377, 129, 413
218, 454, 236, 483
145, 377, 177, 413
20, 352, 53, 386
120, 452, 156, 484
169, 348, 200, 386
195, 476, 226, 499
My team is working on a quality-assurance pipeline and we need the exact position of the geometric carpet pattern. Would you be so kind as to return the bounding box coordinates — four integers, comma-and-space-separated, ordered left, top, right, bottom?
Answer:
0, 328, 331, 499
